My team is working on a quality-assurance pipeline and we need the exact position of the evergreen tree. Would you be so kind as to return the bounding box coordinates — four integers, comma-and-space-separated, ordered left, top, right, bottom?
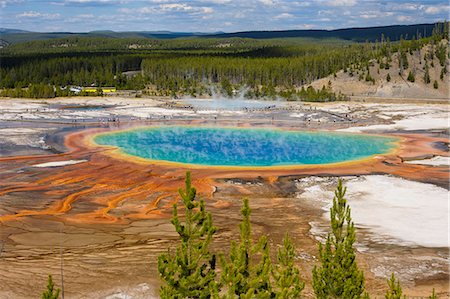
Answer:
407, 71, 415, 82
312, 179, 366, 299
272, 234, 305, 298
435, 43, 447, 67
365, 71, 375, 84
440, 67, 446, 80
386, 73, 391, 82
424, 63, 431, 84
158, 172, 218, 298
220, 78, 233, 97
400, 51, 409, 70
219, 198, 258, 297
433, 80, 439, 89
42, 275, 60, 299
253, 235, 273, 298
219, 198, 273, 298
385, 273, 405, 299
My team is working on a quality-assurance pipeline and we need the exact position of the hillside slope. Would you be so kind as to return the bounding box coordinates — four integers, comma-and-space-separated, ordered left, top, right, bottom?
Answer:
206, 23, 437, 42
309, 40, 449, 100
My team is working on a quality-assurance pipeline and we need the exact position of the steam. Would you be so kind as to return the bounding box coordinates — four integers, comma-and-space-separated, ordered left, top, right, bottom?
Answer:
180, 86, 285, 111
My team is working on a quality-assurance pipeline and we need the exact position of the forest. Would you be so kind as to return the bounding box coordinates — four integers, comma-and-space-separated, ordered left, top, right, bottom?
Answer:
0, 22, 448, 101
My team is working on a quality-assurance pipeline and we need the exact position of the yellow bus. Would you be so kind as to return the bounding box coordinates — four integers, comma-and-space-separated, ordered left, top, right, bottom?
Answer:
83, 87, 116, 93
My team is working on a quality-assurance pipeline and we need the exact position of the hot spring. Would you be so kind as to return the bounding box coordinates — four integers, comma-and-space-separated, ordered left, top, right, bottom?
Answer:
93, 126, 398, 167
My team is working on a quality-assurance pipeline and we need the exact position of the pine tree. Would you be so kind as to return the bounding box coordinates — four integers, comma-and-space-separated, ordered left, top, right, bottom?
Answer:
219, 198, 273, 298
220, 78, 233, 97
429, 288, 437, 299
253, 235, 273, 298
433, 80, 438, 89
385, 273, 405, 299
424, 63, 431, 84
400, 51, 409, 70
407, 71, 415, 82
272, 234, 305, 298
219, 198, 256, 297
158, 171, 218, 298
386, 73, 391, 82
42, 275, 60, 299
312, 179, 366, 299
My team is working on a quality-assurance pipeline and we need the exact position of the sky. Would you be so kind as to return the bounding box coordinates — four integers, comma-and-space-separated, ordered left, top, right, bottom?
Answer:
0, 0, 449, 33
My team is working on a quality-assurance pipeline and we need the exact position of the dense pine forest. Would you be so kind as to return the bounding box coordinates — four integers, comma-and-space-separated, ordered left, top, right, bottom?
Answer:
0, 22, 448, 101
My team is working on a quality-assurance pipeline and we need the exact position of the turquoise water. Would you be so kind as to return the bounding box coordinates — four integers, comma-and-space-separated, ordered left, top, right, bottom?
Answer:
94, 126, 397, 167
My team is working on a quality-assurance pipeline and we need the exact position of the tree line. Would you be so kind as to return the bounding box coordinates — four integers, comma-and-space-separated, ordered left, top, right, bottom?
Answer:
140, 45, 368, 98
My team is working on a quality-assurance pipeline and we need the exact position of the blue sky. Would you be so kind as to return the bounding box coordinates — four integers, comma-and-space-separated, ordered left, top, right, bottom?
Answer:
1, 0, 448, 32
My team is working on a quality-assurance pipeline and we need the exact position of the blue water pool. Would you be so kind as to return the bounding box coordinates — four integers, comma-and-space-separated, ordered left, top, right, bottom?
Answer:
94, 126, 398, 167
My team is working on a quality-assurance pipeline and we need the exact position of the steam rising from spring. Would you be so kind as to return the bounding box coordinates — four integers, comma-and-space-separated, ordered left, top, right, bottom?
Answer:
180, 87, 286, 111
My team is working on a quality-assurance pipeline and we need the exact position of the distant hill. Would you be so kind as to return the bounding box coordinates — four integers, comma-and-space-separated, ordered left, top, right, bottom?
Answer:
205, 24, 438, 42
0, 28, 31, 34
0, 30, 212, 45
0, 23, 443, 46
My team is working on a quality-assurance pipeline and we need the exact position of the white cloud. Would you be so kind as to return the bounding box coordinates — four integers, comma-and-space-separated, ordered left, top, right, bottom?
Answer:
424, 5, 448, 15
359, 11, 394, 19
50, 0, 126, 6
140, 7, 157, 14
64, 0, 120, 3
120, 3, 214, 15
233, 10, 249, 18
397, 15, 413, 22
119, 6, 156, 14
360, 13, 376, 19
326, 0, 357, 7
396, 3, 422, 11
259, 0, 276, 6
386, 3, 423, 12
159, 3, 214, 14
77, 13, 95, 18
200, 0, 232, 4
317, 9, 332, 15
274, 12, 294, 19
0, 0, 22, 8
160, 3, 192, 11
292, 1, 311, 7
202, 7, 214, 14
17, 11, 61, 19
300, 24, 314, 29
